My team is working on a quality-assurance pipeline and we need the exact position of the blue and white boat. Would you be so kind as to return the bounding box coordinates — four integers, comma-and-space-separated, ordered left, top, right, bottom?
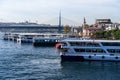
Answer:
57, 39, 120, 62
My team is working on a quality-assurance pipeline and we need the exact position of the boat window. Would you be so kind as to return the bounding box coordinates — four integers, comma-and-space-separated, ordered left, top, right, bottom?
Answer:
102, 42, 120, 46
61, 42, 67, 46
74, 48, 105, 53
74, 49, 85, 52
92, 49, 97, 52
107, 49, 120, 53
70, 42, 86, 46
86, 42, 100, 47
70, 42, 100, 47
97, 49, 105, 53
86, 49, 91, 52
91, 49, 105, 53
61, 48, 69, 52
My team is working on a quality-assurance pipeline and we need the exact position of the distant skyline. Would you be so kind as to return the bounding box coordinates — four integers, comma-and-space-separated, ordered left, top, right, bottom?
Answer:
0, 0, 120, 26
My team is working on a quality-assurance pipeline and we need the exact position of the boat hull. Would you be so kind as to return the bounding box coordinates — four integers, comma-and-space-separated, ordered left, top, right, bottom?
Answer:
33, 42, 57, 47
61, 55, 120, 62
61, 55, 84, 62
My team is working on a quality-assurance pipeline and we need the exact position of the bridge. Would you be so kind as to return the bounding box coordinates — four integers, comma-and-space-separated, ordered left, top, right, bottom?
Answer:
0, 14, 80, 33
0, 24, 64, 33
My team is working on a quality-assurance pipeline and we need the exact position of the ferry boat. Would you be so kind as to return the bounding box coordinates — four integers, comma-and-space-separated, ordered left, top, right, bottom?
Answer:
33, 37, 60, 47
57, 39, 120, 62
33, 33, 66, 47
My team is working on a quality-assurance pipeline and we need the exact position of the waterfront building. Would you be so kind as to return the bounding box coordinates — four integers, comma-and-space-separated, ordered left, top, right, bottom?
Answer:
82, 26, 101, 37
96, 19, 112, 24
95, 19, 112, 30
72, 27, 82, 36
105, 23, 119, 31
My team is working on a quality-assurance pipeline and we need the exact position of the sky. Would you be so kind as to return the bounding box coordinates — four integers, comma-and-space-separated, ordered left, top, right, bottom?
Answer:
0, 0, 120, 25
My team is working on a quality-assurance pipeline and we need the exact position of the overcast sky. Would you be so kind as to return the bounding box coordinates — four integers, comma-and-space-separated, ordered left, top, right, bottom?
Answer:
0, 0, 120, 25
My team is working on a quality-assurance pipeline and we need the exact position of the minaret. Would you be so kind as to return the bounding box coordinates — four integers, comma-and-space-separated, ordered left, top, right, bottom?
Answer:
83, 17, 86, 26
58, 11, 61, 33
82, 17, 86, 31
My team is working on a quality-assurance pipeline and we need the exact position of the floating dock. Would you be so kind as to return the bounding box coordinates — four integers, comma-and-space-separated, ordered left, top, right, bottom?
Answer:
3, 33, 70, 47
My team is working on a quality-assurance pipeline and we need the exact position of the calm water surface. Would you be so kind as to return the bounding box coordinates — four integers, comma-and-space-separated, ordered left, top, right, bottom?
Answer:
0, 33, 120, 80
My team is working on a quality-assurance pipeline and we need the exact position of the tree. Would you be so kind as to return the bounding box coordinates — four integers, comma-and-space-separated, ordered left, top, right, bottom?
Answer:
64, 25, 70, 34
93, 28, 120, 40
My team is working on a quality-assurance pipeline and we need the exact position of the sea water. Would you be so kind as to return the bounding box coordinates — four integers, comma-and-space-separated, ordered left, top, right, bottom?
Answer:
0, 34, 120, 80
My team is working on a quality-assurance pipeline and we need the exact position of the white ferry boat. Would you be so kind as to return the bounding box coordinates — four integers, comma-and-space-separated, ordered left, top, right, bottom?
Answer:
57, 39, 120, 61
